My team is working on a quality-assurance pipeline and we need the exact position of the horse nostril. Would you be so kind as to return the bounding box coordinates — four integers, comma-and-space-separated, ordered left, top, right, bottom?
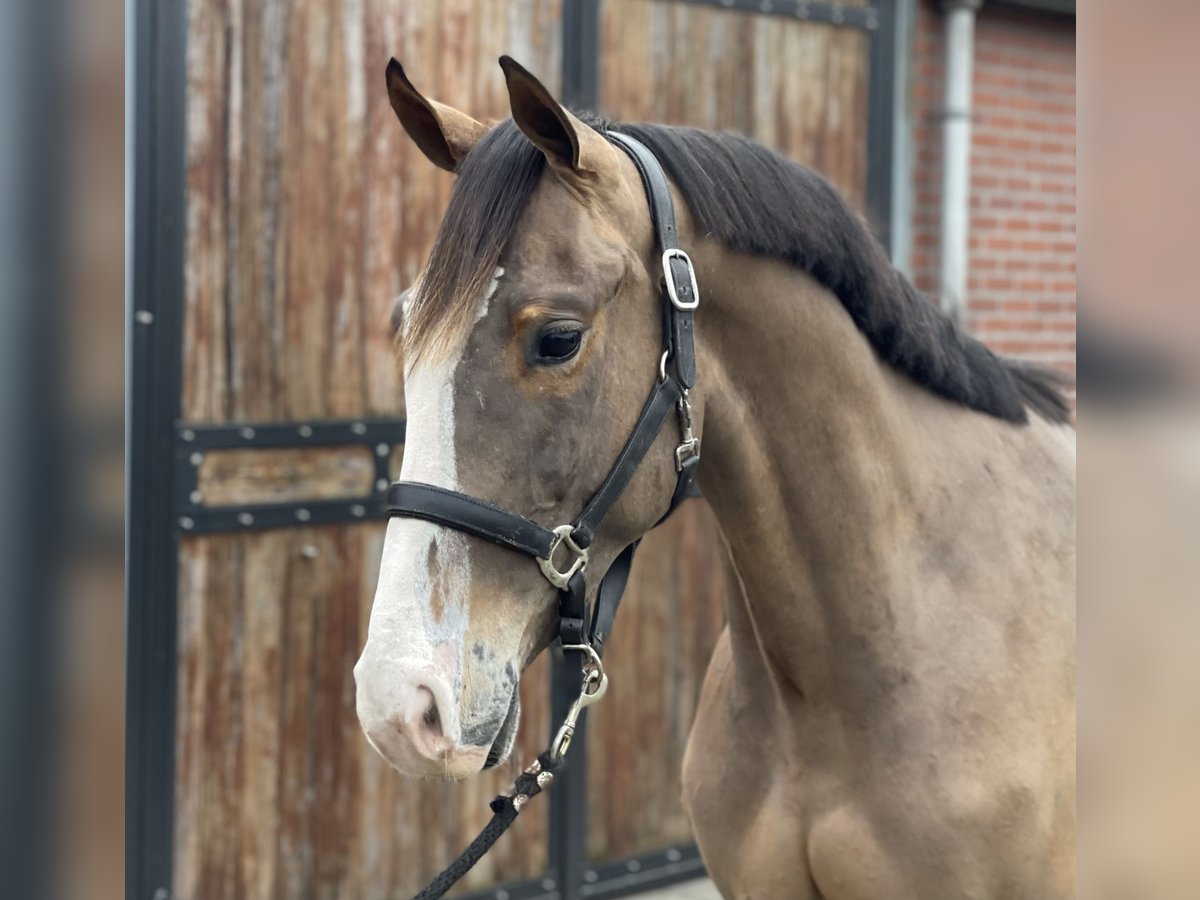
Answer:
418, 688, 443, 738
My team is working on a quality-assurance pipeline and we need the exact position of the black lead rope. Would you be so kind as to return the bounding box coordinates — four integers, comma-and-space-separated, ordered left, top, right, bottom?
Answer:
410, 657, 605, 900
410, 751, 563, 900
395, 132, 700, 900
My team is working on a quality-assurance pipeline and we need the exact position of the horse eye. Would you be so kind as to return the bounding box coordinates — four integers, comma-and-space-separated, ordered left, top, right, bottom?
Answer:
536, 327, 583, 363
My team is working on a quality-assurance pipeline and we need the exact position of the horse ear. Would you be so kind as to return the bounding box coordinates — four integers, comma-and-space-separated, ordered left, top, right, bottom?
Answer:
385, 59, 487, 172
499, 55, 620, 185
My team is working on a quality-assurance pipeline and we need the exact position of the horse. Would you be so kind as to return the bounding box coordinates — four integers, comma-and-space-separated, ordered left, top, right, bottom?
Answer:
354, 56, 1076, 900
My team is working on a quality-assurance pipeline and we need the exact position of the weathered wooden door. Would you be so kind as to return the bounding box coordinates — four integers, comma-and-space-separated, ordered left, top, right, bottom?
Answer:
128, 2, 891, 899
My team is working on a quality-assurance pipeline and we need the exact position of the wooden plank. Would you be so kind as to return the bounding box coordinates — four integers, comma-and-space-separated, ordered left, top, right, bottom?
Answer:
195, 446, 375, 506
599, 0, 869, 207
272, 531, 319, 898
182, 0, 231, 423
183, 0, 561, 425
172, 536, 205, 900
238, 535, 286, 900
174, 533, 247, 899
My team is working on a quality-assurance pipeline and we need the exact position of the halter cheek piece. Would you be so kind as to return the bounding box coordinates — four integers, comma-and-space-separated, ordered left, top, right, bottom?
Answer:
390, 134, 701, 900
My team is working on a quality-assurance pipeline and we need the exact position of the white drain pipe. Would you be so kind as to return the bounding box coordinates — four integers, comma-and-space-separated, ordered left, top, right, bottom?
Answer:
939, 0, 982, 325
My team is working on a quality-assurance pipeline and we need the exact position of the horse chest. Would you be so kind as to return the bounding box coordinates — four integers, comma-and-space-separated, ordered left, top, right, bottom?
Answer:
681, 627, 1073, 900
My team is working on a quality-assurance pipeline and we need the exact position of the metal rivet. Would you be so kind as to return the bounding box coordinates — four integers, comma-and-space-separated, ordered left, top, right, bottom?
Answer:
494, 891, 509, 900
298, 425, 313, 438
666, 848, 683, 862
295, 508, 311, 522
189, 490, 203, 504
152, 888, 169, 900
350, 422, 367, 435
376, 442, 390, 457
540, 878, 556, 891
180, 428, 195, 442
350, 504, 366, 518
584, 870, 599, 883
237, 512, 254, 526
627, 860, 642, 872
135, 310, 155, 325
190, 452, 204, 466
376, 478, 389, 492
301, 545, 319, 559
178, 516, 194, 530
240, 426, 256, 440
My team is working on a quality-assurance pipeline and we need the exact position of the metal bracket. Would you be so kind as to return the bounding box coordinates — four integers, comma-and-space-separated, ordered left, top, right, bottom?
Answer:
172, 418, 406, 534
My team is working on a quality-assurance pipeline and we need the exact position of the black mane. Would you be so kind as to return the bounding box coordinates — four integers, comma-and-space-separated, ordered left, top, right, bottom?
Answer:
418, 117, 1072, 424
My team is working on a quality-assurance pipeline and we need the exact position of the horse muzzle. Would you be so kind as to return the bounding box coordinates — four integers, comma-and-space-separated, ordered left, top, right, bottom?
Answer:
353, 658, 493, 779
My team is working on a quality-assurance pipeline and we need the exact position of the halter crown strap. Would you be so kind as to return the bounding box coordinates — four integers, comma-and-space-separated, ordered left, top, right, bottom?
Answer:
608, 131, 697, 391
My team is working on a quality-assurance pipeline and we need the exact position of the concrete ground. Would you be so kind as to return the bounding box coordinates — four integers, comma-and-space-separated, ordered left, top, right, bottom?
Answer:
635, 878, 722, 899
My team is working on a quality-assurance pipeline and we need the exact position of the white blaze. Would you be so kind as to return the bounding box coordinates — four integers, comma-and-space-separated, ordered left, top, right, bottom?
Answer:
357, 268, 503, 745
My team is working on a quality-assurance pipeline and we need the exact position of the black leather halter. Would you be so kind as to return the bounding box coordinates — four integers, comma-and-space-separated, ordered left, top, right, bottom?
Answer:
387, 132, 701, 665
396, 134, 702, 900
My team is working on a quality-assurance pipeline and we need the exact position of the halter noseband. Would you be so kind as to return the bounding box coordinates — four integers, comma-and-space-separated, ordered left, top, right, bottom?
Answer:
387, 132, 700, 668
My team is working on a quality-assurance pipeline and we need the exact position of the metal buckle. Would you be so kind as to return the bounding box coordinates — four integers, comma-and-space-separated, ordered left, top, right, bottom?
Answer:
674, 391, 700, 471
551, 644, 609, 758
537, 524, 589, 589
675, 437, 700, 471
662, 248, 700, 310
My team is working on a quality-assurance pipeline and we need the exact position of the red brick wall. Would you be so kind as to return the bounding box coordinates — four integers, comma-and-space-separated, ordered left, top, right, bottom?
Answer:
909, 1, 1076, 375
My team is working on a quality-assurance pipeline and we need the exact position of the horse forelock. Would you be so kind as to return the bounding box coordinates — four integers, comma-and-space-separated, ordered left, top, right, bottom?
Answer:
403, 120, 545, 363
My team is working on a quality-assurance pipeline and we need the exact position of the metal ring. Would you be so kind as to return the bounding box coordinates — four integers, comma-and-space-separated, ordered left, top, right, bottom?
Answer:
536, 525, 588, 589
659, 350, 670, 383
558, 643, 609, 706
560, 642, 604, 671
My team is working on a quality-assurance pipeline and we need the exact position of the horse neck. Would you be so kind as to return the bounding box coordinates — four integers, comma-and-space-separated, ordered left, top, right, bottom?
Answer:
693, 241, 936, 698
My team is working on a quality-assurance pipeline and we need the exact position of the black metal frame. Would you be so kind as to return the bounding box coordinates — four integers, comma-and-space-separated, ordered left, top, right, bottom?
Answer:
555, 5, 603, 898
173, 418, 406, 533
126, 1, 898, 899
680, 0, 881, 29
562, 0, 600, 113
127, 1, 187, 899
866, 0, 898, 254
